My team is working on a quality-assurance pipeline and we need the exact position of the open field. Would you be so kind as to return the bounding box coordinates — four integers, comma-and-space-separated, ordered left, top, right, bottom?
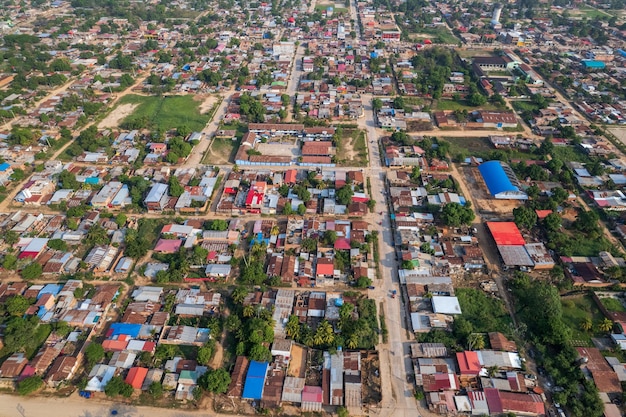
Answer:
315, 4, 348, 13
119, 94, 210, 132
409, 27, 459, 44
443, 136, 536, 162
608, 128, 626, 147
568, 5, 613, 19
435, 99, 503, 112
561, 294, 605, 345
457, 49, 497, 59
336, 128, 368, 167
98, 103, 138, 129
197, 94, 219, 114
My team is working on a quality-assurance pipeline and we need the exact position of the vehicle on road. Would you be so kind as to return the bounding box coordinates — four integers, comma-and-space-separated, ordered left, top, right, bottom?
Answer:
392, 290, 397, 298
367, 286, 375, 290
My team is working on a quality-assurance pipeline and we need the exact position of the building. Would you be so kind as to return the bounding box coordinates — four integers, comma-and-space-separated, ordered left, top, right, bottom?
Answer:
242, 361, 269, 400
478, 161, 528, 200
144, 183, 169, 211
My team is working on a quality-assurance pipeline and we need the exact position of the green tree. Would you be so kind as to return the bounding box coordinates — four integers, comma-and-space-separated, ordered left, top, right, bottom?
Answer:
286, 315, 301, 339
197, 345, 213, 365
4, 230, 19, 246
337, 406, 349, 417
105, 376, 133, 397
148, 381, 163, 399
199, 368, 231, 394
169, 175, 185, 197
580, 317, 593, 332
544, 212, 562, 232
6, 295, 32, 316
85, 224, 109, 246
20, 263, 42, 280
85, 342, 105, 368
467, 333, 485, 350
336, 185, 354, 205
3, 254, 17, 270
208, 219, 229, 231
598, 318, 613, 333
372, 98, 383, 110
513, 206, 538, 229
47, 239, 68, 252
17, 376, 43, 395
115, 213, 127, 228
440, 203, 475, 227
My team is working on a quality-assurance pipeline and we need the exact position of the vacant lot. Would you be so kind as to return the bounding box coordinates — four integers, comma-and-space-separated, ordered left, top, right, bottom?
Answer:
434, 99, 503, 112
119, 94, 210, 132
561, 294, 604, 346
98, 103, 138, 129
336, 128, 368, 167
609, 128, 626, 147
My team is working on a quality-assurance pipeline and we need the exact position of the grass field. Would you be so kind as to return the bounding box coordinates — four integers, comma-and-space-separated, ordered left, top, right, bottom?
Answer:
336, 128, 368, 167
571, 6, 613, 19
561, 294, 604, 345
409, 27, 459, 45
434, 99, 502, 112
600, 297, 626, 312
511, 100, 541, 114
119, 95, 210, 132
443, 136, 536, 161
315, 4, 348, 13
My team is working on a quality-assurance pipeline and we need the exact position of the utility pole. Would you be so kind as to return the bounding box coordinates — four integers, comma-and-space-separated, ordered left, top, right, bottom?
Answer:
16, 403, 26, 417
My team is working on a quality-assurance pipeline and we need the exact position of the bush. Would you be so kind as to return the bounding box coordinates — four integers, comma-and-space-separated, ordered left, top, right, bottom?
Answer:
17, 376, 43, 395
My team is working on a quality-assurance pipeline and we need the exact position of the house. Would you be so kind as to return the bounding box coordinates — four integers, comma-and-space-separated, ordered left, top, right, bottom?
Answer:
0, 353, 28, 378
144, 183, 169, 211
126, 367, 148, 390
47, 356, 78, 387
154, 239, 182, 253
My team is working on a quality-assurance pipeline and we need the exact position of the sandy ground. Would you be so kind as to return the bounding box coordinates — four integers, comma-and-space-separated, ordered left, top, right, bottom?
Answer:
255, 142, 300, 157
196, 95, 218, 115
0, 393, 201, 417
287, 344, 306, 378
98, 104, 138, 129
609, 128, 626, 146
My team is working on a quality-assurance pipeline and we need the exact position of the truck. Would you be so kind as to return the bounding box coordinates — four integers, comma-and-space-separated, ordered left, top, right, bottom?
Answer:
392, 290, 397, 298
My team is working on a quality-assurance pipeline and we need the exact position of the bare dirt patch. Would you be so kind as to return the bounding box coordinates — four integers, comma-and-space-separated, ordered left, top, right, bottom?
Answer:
196, 94, 218, 114
98, 103, 138, 129
609, 128, 626, 147
288, 344, 307, 378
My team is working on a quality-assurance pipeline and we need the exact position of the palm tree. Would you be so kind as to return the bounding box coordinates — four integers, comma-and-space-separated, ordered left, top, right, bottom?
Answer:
468, 333, 485, 351
314, 321, 335, 346
270, 225, 279, 236
286, 315, 301, 340
347, 333, 359, 349
580, 317, 593, 332
598, 318, 614, 333
243, 305, 254, 318
487, 365, 499, 377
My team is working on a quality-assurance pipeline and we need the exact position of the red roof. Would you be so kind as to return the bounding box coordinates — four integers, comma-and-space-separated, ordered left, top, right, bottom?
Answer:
456, 351, 481, 375
334, 238, 351, 250
499, 391, 545, 415
486, 222, 525, 246
302, 385, 323, 403
284, 169, 297, 184
126, 367, 148, 389
154, 238, 182, 253
316, 258, 334, 276
535, 209, 552, 219
484, 388, 503, 413
102, 339, 129, 351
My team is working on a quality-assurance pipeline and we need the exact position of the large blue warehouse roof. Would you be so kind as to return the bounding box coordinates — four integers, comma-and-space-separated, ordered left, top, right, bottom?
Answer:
242, 361, 268, 400
478, 160, 519, 196
108, 323, 142, 338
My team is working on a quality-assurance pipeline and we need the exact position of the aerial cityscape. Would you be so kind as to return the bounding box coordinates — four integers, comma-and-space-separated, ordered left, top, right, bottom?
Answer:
0, 0, 625, 416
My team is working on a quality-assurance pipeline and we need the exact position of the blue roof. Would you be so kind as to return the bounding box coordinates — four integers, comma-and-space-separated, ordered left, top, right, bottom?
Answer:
582, 60, 606, 69
38, 284, 62, 299
0, 162, 10, 172
85, 177, 99, 185
242, 361, 268, 400
478, 161, 519, 196
109, 323, 141, 338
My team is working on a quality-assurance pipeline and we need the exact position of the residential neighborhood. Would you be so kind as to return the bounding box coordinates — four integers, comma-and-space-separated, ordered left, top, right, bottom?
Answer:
1, 0, 626, 416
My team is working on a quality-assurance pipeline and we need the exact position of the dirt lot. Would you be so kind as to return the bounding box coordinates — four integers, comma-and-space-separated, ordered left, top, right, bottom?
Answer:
196, 94, 219, 114
288, 344, 307, 378
461, 166, 521, 217
361, 351, 382, 404
609, 128, 626, 146
98, 103, 138, 129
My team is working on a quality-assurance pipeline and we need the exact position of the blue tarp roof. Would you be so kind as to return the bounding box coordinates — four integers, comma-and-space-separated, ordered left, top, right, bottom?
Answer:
242, 361, 268, 400
108, 323, 141, 338
38, 284, 63, 299
582, 60, 606, 69
85, 177, 99, 184
478, 161, 519, 196
0, 162, 10, 172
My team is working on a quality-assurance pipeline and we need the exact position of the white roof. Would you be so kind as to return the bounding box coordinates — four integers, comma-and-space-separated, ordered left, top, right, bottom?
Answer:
431, 296, 462, 315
